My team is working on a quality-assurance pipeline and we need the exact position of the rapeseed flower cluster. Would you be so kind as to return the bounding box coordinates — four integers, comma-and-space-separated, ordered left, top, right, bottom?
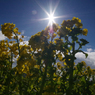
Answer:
29, 31, 48, 51
92, 69, 95, 75
1, 23, 15, 39
58, 26, 69, 37
9, 43, 18, 56
42, 92, 56, 95
84, 66, 92, 78
57, 17, 88, 37
57, 53, 63, 61
16, 45, 36, 74
57, 62, 62, 70
0, 40, 9, 61
54, 38, 64, 50
1, 23, 22, 39
81, 61, 86, 66
82, 28, 88, 36
72, 17, 83, 28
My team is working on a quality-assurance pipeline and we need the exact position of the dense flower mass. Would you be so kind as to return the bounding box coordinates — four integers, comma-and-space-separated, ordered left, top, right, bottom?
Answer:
0, 40, 9, 61
1, 23, 22, 39
0, 17, 93, 95
1, 23, 15, 39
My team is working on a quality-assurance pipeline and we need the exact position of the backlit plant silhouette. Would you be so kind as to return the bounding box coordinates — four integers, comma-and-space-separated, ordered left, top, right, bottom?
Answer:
0, 17, 95, 95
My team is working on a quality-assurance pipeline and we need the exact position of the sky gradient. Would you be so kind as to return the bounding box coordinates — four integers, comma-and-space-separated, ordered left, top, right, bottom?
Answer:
0, 0, 95, 68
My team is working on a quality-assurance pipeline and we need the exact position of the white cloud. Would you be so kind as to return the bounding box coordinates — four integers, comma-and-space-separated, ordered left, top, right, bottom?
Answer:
0, 30, 6, 40
20, 41, 29, 45
75, 48, 95, 69
87, 48, 93, 52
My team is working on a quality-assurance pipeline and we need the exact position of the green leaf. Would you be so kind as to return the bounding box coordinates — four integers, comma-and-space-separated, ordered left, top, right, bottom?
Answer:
80, 38, 89, 46
72, 36, 78, 41
81, 76, 86, 83
85, 53, 88, 58
31, 85, 33, 90
68, 46, 72, 51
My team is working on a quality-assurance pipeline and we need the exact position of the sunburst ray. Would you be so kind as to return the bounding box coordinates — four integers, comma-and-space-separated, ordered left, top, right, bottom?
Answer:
36, 0, 69, 27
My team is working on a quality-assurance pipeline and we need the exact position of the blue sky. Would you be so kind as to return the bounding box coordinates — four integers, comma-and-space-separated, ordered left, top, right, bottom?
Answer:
0, 0, 95, 68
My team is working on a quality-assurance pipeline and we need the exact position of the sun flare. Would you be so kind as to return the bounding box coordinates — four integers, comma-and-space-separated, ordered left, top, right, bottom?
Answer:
36, 0, 67, 26
49, 14, 54, 21
48, 14, 55, 26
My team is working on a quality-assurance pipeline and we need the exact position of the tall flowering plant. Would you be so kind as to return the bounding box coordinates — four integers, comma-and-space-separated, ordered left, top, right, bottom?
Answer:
0, 17, 95, 95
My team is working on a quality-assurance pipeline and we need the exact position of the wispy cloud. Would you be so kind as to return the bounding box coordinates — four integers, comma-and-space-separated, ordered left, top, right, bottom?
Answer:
19, 31, 29, 45
86, 45, 92, 48
21, 30, 25, 35
0, 30, 6, 40
86, 48, 93, 52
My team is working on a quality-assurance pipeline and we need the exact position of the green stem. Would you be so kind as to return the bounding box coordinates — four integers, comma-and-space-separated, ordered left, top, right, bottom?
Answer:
11, 51, 13, 68
39, 63, 47, 95
67, 42, 75, 95
13, 32, 22, 95
18, 74, 22, 95
13, 32, 20, 55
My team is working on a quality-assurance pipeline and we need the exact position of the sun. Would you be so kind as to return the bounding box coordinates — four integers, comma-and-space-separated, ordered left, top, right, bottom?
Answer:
36, 0, 68, 26
48, 13, 55, 26
49, 14, 54, 21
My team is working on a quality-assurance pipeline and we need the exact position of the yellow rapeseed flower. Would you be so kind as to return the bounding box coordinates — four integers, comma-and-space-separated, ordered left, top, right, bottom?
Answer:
53, 78, 56, 81
0, 84, 2, 87
1, 23, 16, 39
82, 28, 88, 36
64, 49, 69, 55
94, 84, 95, 89
34, 65, 40, 69
81, 61, 86, 66
52, 33, 57, 38
10, 82, 12, 85
57, 62, 62, 70
64, 62, 67, 65
87, 66, 91, 71
22, 35, 24, 38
